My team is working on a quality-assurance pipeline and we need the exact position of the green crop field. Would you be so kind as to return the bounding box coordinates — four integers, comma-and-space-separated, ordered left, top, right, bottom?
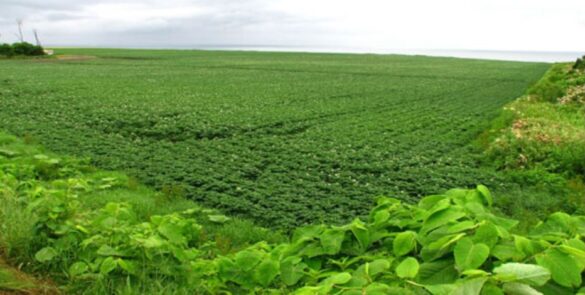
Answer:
0, 49, 548, 228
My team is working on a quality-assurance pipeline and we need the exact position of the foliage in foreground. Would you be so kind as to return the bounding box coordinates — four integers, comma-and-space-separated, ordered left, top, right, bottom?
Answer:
1, 134, 585, 294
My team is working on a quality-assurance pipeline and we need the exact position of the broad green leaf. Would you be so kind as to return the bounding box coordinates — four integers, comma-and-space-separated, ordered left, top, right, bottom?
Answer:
492, 243, 525, 262
422, 207, 466, 234
559, 245, 585, 263
364, 283, 398, 294
502, 283, 543, 295
514, 236, 537, 257
217, 257, 240, 282
452, 277, 488, 295
69, 261, 89, 277
419, 195, 448, 210
421, 233, 465, 262
373, 210, 390, 225
321, 272, 352, 286
418, 259, 458, 284
366, 259, 391, 277
158, 222, 185, 244
473, 222, 499, 248
280, 256, 306, 286
235, 249, 263, 271
349, 219, 370, 250
35, 247, 58, 263
462, 269, 490, 277
454, 238, 490, 271
100, 257, 117, 275
493, 263, 551, 286
535, 282, 575, 295
396, 257, 419, 279
97, 245, 126, 257
253, 258, 280, 287
208, 214, 230, 223
488, 215, 519, 232
476, 184, 493, 207
293, 285, 331, 295
118, 259, 137, 275
423, 284, 457, 295
536, 249, 582, 288
447, 221, 477, 234
481, 283, 505, 295
142, 236, 166, 248
393, 231, 417, 256
320, 228, 346, 255
567, 238, 585, 252
292, 225, 325, 243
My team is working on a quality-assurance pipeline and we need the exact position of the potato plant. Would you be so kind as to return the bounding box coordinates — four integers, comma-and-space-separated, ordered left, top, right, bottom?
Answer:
0, 49, 550, 228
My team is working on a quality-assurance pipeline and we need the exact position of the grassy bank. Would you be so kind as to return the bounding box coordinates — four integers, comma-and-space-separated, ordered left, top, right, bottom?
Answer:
480, 61, 585, 228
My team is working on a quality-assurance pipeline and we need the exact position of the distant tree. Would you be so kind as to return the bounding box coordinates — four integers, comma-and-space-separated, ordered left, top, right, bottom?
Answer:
0, 43, 14, 57
12, 42, 44, 56
573, 55, 585, 71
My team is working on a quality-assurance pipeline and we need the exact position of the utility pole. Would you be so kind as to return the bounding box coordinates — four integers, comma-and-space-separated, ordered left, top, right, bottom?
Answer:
16, 19, 24, 42
33, 29, 41, 46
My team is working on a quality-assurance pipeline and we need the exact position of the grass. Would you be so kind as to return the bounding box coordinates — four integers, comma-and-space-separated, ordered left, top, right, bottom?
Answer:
0, 257, 56, 294
482, 63, 585, 229
0, 48, 549, 228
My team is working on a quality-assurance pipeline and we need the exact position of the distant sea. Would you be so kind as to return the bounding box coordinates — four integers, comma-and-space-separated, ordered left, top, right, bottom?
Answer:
188, 45, 583, 63
53, 44, 583, 63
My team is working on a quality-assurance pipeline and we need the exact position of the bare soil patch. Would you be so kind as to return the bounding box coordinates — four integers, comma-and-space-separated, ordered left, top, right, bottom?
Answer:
55, 55, 97, 61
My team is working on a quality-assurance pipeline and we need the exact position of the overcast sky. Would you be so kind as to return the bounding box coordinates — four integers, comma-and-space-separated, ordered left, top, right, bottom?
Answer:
1, 0, 584, 52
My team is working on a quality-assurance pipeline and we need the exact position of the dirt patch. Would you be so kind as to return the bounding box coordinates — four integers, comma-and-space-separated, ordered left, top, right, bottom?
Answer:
55, 55, 97, 61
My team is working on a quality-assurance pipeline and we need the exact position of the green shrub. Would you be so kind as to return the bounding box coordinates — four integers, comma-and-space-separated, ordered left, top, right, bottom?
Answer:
0, 43, 14, 57
11, 42, 45, 56
573, 55, 585, 71
0, 42, 45, 57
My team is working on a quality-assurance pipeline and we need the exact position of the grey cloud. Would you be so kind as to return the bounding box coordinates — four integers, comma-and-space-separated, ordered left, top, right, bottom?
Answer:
0, 0, 583, 51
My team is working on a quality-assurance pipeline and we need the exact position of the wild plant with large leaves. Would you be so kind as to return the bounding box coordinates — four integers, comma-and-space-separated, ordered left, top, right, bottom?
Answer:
2, 141, 585, 294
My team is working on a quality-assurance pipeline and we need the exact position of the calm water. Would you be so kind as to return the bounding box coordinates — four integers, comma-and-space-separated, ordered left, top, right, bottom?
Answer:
191, 45, 583, 63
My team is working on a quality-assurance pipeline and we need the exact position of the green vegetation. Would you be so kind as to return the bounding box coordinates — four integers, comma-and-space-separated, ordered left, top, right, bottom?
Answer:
2, 132, 585, 294
0, 42, 45, 58
1, 49, 584, 293
0, 48, 548, 228
573, 55, 585, 71
481, 61, 585, 226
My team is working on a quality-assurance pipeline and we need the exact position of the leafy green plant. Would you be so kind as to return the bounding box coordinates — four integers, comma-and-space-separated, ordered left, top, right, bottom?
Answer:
2, 131, 585, 293
573, 55, 585, 71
